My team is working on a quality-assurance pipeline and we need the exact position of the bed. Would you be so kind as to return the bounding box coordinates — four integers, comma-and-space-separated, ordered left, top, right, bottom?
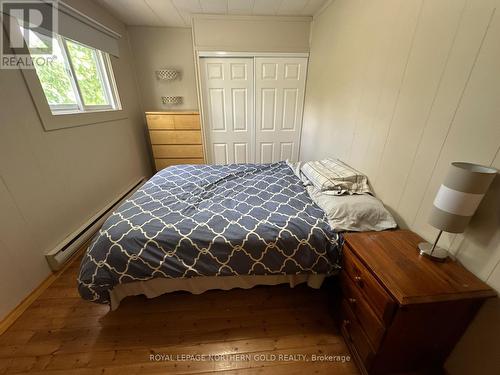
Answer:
78, 161, 343, 309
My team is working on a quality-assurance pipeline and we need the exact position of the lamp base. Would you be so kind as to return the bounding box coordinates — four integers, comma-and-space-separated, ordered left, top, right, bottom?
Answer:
418, 242, 449, 262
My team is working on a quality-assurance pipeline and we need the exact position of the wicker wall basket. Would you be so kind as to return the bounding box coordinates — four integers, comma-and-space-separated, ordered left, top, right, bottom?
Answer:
156, 69, 178, 80
161, 96, 183, 105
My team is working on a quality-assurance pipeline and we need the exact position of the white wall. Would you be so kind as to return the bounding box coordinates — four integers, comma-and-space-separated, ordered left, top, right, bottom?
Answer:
0, 0, 151, 320
127, 16, 312, 112
301, 0, 500, 373
128, 26, 198, 111
192, 15, 311, 52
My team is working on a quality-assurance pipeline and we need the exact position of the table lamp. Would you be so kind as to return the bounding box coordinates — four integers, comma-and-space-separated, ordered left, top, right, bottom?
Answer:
418, 162, 498, 261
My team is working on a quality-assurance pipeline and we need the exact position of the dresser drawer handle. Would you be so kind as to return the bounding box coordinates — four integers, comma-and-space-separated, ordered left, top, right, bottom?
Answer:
354, 276, 363, 286
342, 319, 352, 340
348, 297, 357, 305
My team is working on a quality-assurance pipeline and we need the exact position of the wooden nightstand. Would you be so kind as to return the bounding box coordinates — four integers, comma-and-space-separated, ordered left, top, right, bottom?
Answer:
339, 230, 496, 375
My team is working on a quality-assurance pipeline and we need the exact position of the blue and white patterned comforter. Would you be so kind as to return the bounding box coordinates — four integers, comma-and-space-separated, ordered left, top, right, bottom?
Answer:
78, 162, 342, 304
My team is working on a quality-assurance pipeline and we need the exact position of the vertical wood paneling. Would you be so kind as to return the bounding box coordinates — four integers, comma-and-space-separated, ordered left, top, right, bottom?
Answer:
303, 0, 500, 266
303, 1, 500, 373
412, 5, 500, 253
351, 0, 424, 179
348, 0, 403, 170
397, 0, 498, 227
487, 259, 500, 291
373, 0, 466, 207
450, 149, 500, 283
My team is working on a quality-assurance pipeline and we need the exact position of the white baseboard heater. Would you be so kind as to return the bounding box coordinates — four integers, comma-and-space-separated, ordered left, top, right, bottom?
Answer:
45, 177, 146, 271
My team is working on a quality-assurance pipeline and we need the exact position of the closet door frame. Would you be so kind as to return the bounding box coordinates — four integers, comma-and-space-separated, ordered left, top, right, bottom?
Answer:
195, 51, 309, 164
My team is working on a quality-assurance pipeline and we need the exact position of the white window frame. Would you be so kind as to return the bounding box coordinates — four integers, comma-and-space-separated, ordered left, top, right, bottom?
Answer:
6, 21, 127, 131
45, 35, 121, 115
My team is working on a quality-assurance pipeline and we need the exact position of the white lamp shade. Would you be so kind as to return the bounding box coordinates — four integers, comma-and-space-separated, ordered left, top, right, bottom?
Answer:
429, 162, 497, 233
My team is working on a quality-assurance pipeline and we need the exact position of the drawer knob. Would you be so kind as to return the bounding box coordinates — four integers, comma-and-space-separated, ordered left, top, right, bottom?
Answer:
342, 319, 352, 340
348, 297, 357, 305
354, 275, 363, 285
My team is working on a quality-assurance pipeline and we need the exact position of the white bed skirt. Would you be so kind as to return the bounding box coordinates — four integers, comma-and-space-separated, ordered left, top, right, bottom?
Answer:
109, 274, 327, 310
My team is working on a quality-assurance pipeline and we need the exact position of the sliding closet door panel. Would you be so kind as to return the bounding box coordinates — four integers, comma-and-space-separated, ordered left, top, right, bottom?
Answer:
234, 143, 249, 164
213, 143, 229, 164
255, 57, 307, 163
261, 143, 275, 163
208, 89, 226, 130
280, 142, 294, 161
200, 58, 254, 164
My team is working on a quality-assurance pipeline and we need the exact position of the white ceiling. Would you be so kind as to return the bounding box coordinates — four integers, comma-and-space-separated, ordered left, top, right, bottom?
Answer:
95, 0, 329, 27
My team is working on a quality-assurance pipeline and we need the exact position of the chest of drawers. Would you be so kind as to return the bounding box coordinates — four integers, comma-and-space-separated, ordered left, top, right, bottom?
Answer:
145, 111, 205, 171
339, 230, 495, 374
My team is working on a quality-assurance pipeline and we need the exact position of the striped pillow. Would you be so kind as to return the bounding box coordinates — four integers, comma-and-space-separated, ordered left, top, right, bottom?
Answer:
301, 158, 371, 195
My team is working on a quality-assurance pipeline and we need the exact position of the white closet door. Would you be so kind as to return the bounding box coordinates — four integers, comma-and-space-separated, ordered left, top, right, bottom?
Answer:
200, 58, 254, 164
255, 57, 308, 163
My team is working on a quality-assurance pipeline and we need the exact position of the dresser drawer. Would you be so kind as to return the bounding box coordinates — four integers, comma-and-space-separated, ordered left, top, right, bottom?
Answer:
146, 114, 175, 130
155, 158, 204, 170
340, 299, 375, 369
149, 130, 202, 145
152, 145, 204, 159
343, 246, 396, 325
147, 114, 200, 130
340, 271, 385, 349
173, 115, 200, 130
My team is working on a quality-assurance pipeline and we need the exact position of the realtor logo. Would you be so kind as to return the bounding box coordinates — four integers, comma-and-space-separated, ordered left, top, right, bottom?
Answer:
1, 0, 57, 68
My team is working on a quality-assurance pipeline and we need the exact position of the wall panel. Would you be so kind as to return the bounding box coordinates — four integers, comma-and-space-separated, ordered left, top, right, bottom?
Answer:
128, 27, 198, 111
373, 0, 466, 206
397, 0, 498, 228
192, 15, 311, 52
0, 0, 150, 321
302, 1, 500, 373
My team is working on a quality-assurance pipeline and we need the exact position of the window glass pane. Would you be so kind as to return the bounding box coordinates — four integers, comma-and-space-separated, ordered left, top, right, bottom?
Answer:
24, 29, 77, 107
65, 40, 109, 106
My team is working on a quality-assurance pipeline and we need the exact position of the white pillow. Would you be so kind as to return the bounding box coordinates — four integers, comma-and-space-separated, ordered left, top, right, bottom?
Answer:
307, 187, 397, 232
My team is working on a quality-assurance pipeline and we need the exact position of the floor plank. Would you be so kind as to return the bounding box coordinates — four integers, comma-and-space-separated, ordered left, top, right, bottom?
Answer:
0, 255, 358, 374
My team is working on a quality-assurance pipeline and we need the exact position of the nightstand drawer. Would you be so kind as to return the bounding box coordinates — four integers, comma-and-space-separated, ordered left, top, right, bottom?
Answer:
340, 271, 385, 349
343, 245, 395, 325
340, 299, 375, 369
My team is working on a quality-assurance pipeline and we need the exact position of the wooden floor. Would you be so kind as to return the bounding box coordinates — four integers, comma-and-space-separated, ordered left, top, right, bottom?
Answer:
0, 257, 359, 375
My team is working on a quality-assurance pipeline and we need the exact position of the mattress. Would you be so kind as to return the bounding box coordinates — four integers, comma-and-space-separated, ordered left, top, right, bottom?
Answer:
78, 162, 342, 305
109, 274, 326, 310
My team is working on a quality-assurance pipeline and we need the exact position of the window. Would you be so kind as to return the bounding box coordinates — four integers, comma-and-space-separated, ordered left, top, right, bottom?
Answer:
22, 27, 121, 115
